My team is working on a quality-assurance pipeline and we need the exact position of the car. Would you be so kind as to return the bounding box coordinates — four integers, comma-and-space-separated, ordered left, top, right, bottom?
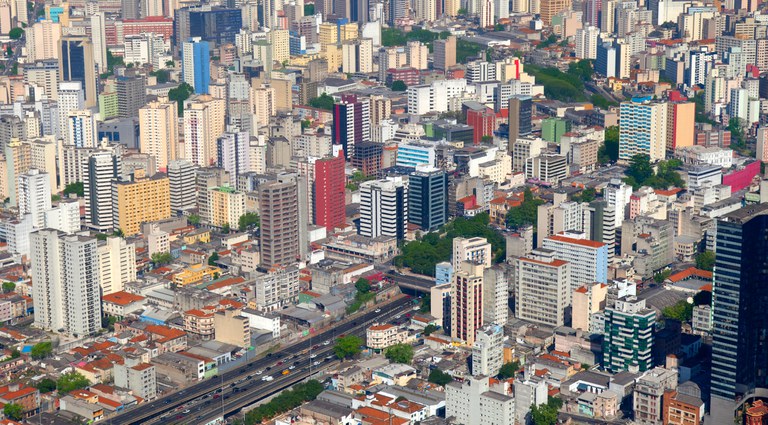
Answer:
176, 415, 184, 419
282, 370, 290, 375
323, 340, 330, 345
310, 354, 317, 359
405, 313, 411, 318
213, 394, 220, 399
265, 366, 272, 371
313, 361, 321, 366
289, 365, 296, 370
233, 387, 240, 393
266, 353, 273, 357
375, 308, 381, 313
183, 410, 190, 414
224, 395, 230, 400
313, 345, 320, 349
276, 361, 284, 366
255, 370, 263, 375
246, 375, 253, 380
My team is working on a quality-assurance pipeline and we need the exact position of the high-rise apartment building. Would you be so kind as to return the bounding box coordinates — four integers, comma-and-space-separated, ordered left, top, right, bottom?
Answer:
57, 81, 84, 142
90, 13, 107, 73
446, 376, 515, 425
332, 94, 370, 158
542, 231, 608, 291
508, 95, 533, 152
259, 180, 300, 266
18, 169, 51, 228
433, 36, 457, 71
3, 140, 31, 207
710, 204, 768, 423
116, 75, 147, 119
634, 368, 679, 425
359, 177, 408, 240
216, 131, 249, 182
45, 200, 81, 234
408, 166, 448, 232
540, 0, 571, 25
59, 36, 97, 107
451, 261, 485, 345
602, 296, 656, 373
665, 102, 695, 154
483, 266, 509, 326
98, 236, 136, 295
352, 142, 383, 176
31, 229, 102, 336
515, 248, 570, 327
314, 155, 346, 231
207, 186, 246, 228
472, 324, 504, 376
112, 169, 171, 236
453, 237, 492, 268
572, 282, 608, 332
575, 26, 600, 59
182, 37, 210, 94
67, 109, 97, 148
619, 97, 668, 162
27, 20, 61, 61
24, 59, 60, 100
139, 99, 178, 172
84, 150, 121, 232
184, 95, 226, 167
168, 160, 196, 213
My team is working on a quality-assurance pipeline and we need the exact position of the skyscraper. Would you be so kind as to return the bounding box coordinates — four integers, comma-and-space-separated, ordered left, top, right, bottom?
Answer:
508, 95, 532, 152
184, 95, 226, 166
332, 94, 370, 158
314, 155, 346, 231
540, 0, 571, 25
31, 229, 102, 336
542, 232, 608, 291
515, 248, 570, 327
618, 97, 668, 162
67, 109, 97, 148
216, 130, 249, 183
710, 204, 768, 423
182, 37, 211, 94
97, 236, 136, 295
433, 36, 457, 71
59, 36, 98, 107
139, 99, 178, 172
90, 13, 107, 73
116, 75, 147, 119
207, 186, 246, 228
57, 81, 84, 142
359, 177, 408, 240
408, 166, 448, 232
168, 160, 197, 213
84, 149, 122, 232
472, 324, 504, 376
18, 169, 52, 228
259, 179, 300, 266
602, 295, 655, 373
451, 261, 485, 345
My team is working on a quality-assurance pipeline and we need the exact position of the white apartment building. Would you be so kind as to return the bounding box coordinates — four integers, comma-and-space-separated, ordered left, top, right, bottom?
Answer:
472, 324, 504, 377
253, 265, 300, 312
17, 169, 51, 228
98, 237, 137, 296
453, 237, 492, 268
576, 26, 600, 59
483, 266, 509, 326
359, 177, 408, 240
515, 248, 570, 327
446, 376, 515, 425
45, 200, 80, 234
542, 231, 608, 291
407, 79, 467, 115
367, 323, 409, 350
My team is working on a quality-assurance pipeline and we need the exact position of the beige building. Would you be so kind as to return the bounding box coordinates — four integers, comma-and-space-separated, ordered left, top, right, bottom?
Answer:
515, 248, 571, 328
112, 169, 171, 236
370, 95, 392, 127
207, 186, 246, 228
252, 85, 276, 128
183, 95, 225, 167
453, 237, 492, 268
366, 323, 408, 350
27, 20, 61, 61
572, 282, 608, 332
97, 237, 137, 295
433, 36, 457, 71
451, 261, 485, 344
183, 308, 215, 340
139, 99, 178, 172
26, 138, 58, 192
540, 0, 572, 25
214, 308, 251, 348
114, 363, 157, 401
270, 29, 290, 64
407, 41, 429, 70
24, 60, 60, 100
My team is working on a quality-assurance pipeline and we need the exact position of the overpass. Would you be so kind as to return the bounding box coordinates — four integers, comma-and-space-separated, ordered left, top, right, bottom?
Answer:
388, 272, 436, 295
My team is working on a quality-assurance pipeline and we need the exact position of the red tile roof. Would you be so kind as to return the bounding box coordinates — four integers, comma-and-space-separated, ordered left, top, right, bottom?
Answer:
102, 291, 145, 306
548, 234, 605, 248
668, 267, 713, 283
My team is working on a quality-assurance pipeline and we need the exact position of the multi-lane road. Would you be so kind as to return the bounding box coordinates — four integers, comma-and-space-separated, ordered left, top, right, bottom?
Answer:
110, 295, 416, 425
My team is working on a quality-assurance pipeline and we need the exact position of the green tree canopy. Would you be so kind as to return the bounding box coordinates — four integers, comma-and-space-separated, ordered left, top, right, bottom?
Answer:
3, 403, 23, 420
695, 251, 715, 271
168, 82, 194, 116
1, 281, 15, 293
63, 182, 84, 197
662, 300, 693, 322
57, 371, 90, 393
598, 126, 619, 163
308, 93, 335, 111
36, 378, 57, 393
188, 214, 201, 225
530, 397, 563, 425
571, 187, 596, 203
384, 343, 414, 364
428, 369, 453, 386
304, 3, 314, 14
623, 154, 684, 190
391, 80, 407, 91
208, 252, 219, 266
151, 252, 173, 266
238, 212, 260, 231
30, 341, 52, 360
506, 187, 545, 229
8, 27, 23, 40
354, 278, 371, 294
334, 335, 363, 360
423, 324, 438, 336
243, 380, 324, 424
150, 69, 170, 83
498, 361, 520, 379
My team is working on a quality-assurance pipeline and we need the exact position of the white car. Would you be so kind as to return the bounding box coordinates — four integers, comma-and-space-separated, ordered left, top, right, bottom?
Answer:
289, 365, 296, 370
255, 370, 263, 375
310, 354, 318, 359
323, 340, 331, 346
262, 376, 273, 381
313, 361, 321, 366
375, 308, 381, 313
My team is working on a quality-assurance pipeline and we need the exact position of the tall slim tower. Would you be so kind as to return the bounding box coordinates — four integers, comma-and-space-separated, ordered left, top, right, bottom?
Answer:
90, 13, 107, 73
259, 179, 300, 267
182, 37, 210, 94
84, 149, 122, 232
57, 81, 84, 142
139, 99, 178, 172
18, 169, 52, 228
359, 177, 408, 240
451, 261, 485, 345
168, 160, 197, 213
31, 229, 102, 336
314, 155, 346, 231
59, 36, 98, 107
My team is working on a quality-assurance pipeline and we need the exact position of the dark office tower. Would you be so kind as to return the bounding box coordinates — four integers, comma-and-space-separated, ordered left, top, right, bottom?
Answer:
59, 36, 98, 108
116, 75, 147, 119
174, 7, 243, 51
389, 0, 407, 24
332, 95, 370, 158
408, 167, 448, 232
315, 0, 334, 19
507, 95, 532, 153
259, 180, 300, 267
314, 155, 346, 231
122, 0, 140, 19
352, 142, 383, 177
335, 0, 350, 19
711, 204, 768, 424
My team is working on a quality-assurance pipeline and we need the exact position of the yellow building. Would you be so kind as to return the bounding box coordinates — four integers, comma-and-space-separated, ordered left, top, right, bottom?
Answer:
318, 22, 338, 45
208, 186, 246, 228
139, 99, 178, 172
182, 228, 212, 245
112, 169, 171, 236
173, 264, 222, 286
270, 29, 290, 64
214, 308, 250, 348
339, 22, 358, 41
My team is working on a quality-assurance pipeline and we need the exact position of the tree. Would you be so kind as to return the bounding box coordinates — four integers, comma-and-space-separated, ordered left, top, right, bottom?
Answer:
481, 135, 494, 143
428, 369, 453, 386
334, 335, 363, 360
113, 228, 124, 238
530, 397, 562, 425
571, 187, 596, 203
188, 214, 201, 226
625, 154, 654, 185
598, 126, 620, 164
222, 223, 231, 234
6, 27, 22, 40
36, 378, 57, 393
151, 252, 173, 266
63, 182, 84, 197
391, 80, 407, 91
662, 300, 693, 322
506, 188, 545, 229
165, 60, 175, 67
354, 278, 371, 294
238, 212, 260, 231
1, 281, 15, 293
168, 82, 194, 116
304, 3, 314, 14
208, 252, 219, 266
150, 69, 170, 83
51, 194, 61, 202
423, 324, 438, 336
654, 269, 672, 283
106, 49, 124, 72
384, 344, 414, 364
494, 23, 505, 31
498, 361, 520, 379
457, 7, 467, 15
56, 371, 90, 393
308, 93, 335, 111
3, 403, 23, 421
695, 251, 715, 271
30, 342, 52, 360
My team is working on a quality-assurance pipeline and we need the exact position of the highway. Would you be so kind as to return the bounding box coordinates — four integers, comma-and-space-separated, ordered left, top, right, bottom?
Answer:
109, 295, 416, 425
